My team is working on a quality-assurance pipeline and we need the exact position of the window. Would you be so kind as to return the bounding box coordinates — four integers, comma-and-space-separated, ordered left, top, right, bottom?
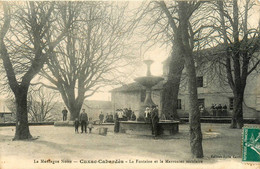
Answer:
229, 98, 234, 110
141, 90, 146, 102
177, 99, 182, 109
196, 76, 203, 87
198, 99, 205, 107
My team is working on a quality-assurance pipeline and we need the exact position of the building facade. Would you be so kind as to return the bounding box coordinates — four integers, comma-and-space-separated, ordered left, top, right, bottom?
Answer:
111, 57, 260, 119
111, 82, 162, 118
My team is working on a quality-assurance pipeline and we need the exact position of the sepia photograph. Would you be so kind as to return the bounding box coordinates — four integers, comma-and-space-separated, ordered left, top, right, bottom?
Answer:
0, 0, 260, 169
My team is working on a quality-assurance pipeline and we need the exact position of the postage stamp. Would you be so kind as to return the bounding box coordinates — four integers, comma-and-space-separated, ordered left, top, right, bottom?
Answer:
242, 126, 260, 162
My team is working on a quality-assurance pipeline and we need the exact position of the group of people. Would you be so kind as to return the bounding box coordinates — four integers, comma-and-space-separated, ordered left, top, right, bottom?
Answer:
144, 105, 160, 137
98, 112, 114, 124
116, 108, 136, 121
113, 108, 136, 133
114, 105, 159, 138
62, 105, 159, 137
210, 104, 228, 116
75, 109, 94, 133
61, 107, 94, 134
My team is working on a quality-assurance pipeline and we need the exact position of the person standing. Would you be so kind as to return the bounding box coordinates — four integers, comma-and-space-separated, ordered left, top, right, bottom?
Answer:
217, 104, 222, 116
109, 113, 114, 122
79, 109, 88, 133
114, 113, 120, 133
144, 107, 151, 123
105, 113, 109, 123
211, 104, 216, 116
199, 105, 204, 115
223, 104, 228, 116
123, 108, 128, 120
126, 108, 132, 120
151, 105, 159, 138
130, 111, 136, 121
99, 112, 104, 124
74, 118, 80, 133
88, 118, 94, 133
62, 107, 68, 121
117, 109, 123, 121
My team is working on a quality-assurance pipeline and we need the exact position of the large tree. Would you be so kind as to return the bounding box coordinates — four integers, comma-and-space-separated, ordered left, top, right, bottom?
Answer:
134, 1, 213, 121
212, 0, 260, 128
130, 1, 184, 120
132, 0, 205, 157
158, 1, 204, 158
0, 2, 76, 140
161, 44, 184, 120
40, 2, 137, 120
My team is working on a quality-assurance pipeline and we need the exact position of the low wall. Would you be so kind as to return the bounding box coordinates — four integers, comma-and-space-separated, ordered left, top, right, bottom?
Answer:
54, 121, 114, 127
119, 121, 179, 136
0, 122, 54, 127
179, 117, 260, 124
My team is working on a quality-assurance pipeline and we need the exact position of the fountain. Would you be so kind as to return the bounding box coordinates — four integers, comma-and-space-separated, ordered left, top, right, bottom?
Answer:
134, 60, 164, 116
118, 60, 179, 136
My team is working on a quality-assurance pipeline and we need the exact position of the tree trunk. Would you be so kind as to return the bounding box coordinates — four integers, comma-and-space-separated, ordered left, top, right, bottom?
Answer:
162, 45, 184, 120
230, 93, 244, 129
162, 81, 180, 120
13, 86, 32, 140
69, 104, 82, 120
159, 0, 203, 158
68, 98, 84, 120
217, 0, 246, 129
184, 51, 203, 158
177, 1, 203, 158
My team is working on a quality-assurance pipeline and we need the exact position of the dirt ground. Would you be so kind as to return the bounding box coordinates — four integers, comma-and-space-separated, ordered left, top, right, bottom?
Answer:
0, 123, 259, 169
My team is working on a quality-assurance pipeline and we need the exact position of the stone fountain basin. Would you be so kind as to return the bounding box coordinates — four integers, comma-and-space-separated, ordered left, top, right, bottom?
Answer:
134, 76, 164, 88
119, 120, 179, 136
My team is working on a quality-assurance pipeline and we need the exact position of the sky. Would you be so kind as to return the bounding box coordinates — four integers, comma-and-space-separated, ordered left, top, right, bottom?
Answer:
0, 1, 259, 103
88, 45, 170, 101
88, 0, 260, 101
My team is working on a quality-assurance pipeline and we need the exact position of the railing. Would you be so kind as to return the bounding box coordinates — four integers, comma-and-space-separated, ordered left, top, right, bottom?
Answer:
180, 117, 259, 124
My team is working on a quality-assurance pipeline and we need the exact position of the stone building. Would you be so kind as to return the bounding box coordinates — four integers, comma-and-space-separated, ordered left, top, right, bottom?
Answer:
111, 55, 260, 119
0, 99, 13, 123
110, 81, 163, 118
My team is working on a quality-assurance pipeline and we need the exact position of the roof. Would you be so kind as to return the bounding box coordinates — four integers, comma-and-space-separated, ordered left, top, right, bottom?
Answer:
110, 82, 145, 92
110, 80, 165, 92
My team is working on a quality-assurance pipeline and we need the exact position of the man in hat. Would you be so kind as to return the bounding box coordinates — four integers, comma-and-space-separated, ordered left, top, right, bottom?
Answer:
150, 105, 159, 138
79, 109, 88, 133
62, 107, 68, 121
99, 112, 104, 124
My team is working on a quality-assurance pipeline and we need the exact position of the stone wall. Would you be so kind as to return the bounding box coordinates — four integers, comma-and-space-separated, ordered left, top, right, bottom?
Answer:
176, 72, 260, 118
112, 91, 142, 117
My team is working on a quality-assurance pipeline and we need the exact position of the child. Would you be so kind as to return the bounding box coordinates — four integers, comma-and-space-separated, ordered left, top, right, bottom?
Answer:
87, 118, 94, 133
74, 118, 80, 133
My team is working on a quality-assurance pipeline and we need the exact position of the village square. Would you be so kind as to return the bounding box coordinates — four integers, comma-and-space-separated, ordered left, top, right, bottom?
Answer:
0, 1, 260, 169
